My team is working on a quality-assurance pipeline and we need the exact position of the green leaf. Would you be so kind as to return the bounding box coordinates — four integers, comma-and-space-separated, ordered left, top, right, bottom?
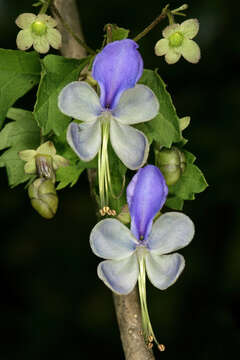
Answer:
165, 196, 184, 210
168, 150, 208, 202
0, 49, 41, 128
138, 69, 181, 147
34, 55, 91, 136
0, 107, 40, 187
110, 24, 130, 41
56, 165, 84, 190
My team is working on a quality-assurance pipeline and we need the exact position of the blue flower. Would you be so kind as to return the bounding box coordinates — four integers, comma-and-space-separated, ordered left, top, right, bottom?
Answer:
58, 39, 159, 170
90, 165, 194, 295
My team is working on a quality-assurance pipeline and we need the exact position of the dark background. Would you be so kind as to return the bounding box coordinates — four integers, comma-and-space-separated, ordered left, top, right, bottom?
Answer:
0, 0, 239, 358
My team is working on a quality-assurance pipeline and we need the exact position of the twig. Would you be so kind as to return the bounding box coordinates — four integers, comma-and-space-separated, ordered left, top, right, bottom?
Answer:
133, 5, 169, 42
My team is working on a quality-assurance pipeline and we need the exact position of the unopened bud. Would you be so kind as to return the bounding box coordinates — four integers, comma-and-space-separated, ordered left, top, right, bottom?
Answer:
155, 147, 186, 186
28, 178, 58, 219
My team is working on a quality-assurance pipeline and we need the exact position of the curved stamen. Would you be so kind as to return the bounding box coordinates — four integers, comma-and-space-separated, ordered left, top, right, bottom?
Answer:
137, 247, 165, 351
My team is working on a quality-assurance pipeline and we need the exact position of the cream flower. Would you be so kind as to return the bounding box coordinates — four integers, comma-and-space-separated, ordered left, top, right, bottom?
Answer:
155, 19, 200, 64
15, 13, 62, 54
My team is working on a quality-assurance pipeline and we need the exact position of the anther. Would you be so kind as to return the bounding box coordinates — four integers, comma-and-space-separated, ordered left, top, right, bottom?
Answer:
103, 206, 110, 213
147, 343, 153, 350
148, 335, 153, 343
99, 209, 105, 216
158, 344, 165, 352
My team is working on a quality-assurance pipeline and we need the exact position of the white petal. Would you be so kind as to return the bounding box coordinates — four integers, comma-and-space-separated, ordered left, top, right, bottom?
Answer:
155, 38, 170, 56
97, 254, 139, 294
16, 29, 33, 51
37, 14, 57, 28
147, 212, 195, 255
47, 28, 62, 49
181, 39, 201, 64
33, 36, 50, 54
112, 85, 159, 125
15, 13, 36, 29
145, 253, 185, 290
58, 81, 102, 121
110, 120, 149, 170
162, 23, 180, 38
67, 120, 101, 162
180, 19, 199, 39
90, 218, 137, 260
165, 49, 181, 64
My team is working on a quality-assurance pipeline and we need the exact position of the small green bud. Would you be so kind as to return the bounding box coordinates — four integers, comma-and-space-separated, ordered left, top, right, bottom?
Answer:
28, 178, 58, 219
31, 20, 47, 36
117, 204, 131, 224
155, 147, 186, 186
169, 32, 184, 47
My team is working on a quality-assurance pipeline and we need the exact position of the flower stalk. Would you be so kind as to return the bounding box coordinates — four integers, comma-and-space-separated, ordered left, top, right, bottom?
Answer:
39, 0, 53, 14
133, 3, 188, 42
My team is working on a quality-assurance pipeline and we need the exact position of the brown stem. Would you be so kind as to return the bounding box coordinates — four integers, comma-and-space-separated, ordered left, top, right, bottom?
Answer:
51, 0, 87, 58
114, 287, 155, 360
51, 1, 155, 359
133, 5, 169, 42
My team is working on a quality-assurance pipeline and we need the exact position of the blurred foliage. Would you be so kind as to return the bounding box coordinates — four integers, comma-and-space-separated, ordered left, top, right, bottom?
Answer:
0, 0, 239, 359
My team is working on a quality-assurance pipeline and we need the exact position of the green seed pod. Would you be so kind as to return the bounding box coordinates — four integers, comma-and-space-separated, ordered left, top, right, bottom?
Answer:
155, 147, 186, 186
28, 178, 58, 219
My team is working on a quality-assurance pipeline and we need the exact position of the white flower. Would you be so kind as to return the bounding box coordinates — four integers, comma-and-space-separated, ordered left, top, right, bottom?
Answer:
155, 19, 201, 64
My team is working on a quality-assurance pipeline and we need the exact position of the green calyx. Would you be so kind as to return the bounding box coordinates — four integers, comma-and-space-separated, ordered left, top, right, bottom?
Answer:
28, 178, 58, 219
169, 31, 184, 47
31, 20, 47, 35
155, 147, 186, 186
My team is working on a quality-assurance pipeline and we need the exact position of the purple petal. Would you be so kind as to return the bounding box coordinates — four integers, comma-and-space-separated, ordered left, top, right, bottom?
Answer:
92, 39, 143, 110
127, 165, 168, 241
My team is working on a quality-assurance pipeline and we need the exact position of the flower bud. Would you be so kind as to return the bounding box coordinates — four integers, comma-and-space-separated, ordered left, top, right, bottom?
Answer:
155, 147, 186, 186
28, 178, 58, 219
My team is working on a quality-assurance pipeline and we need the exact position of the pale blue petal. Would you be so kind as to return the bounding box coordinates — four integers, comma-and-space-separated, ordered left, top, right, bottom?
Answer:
145, 253, 185, 290
110, 119, 149, 170
92, 39, 143, 109
127, 165, 168, 241
58, 81, 102, 121
90, 218, 137, 260
97, 254, 139, 294
67, 120, 101, 162
147, 212, 194, 255
112, 85, 159, 125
